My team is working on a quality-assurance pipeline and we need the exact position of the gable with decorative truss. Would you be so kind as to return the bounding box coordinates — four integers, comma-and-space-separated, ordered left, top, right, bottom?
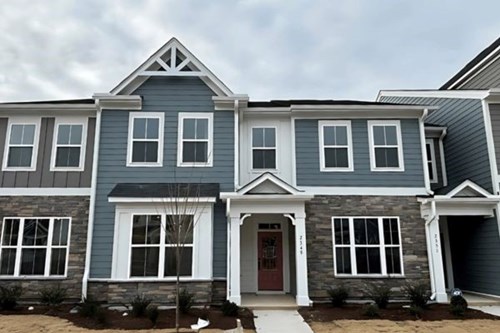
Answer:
444, 180, 493, 198
111, 38, 233, 96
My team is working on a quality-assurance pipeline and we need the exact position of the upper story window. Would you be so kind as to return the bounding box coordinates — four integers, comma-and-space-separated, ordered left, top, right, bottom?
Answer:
51, 119, 87, 171
0, 217, 70, 277
319, 120, 353, 171
127, 112, 164, 167
177, 113, 213, 167
2, 119, 40, 171
368, 120, 404, 172
425, 139, 438, 183
252, 127, 276, 170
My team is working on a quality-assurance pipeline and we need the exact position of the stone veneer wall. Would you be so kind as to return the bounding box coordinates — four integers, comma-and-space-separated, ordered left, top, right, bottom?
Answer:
0, 196, 89, 302
305, 195, 430, 300
88, 280, 227, 305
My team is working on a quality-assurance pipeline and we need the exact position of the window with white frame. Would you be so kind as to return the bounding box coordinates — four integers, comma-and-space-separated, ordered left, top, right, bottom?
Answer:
52, 122, 86, 170
178, 113, 213, 166
368, 121, 404, 171
130, 214, 193, 278
425, 139, 438, 183
0, 217, 70, 277
252, 127, 276, 170
3, 122, 38, 170
332, 217, 403, 276
127, 113, 164, 166
319, 121, 353, 171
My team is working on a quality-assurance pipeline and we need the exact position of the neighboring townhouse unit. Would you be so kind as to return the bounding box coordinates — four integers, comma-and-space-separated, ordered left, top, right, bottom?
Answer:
0, 100, 97, 301
378, 36, 500, 302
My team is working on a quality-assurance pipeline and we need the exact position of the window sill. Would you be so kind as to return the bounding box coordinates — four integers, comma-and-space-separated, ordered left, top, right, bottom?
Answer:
370, 168, 405, 172
2, 167, 36, 172
320, 168, 354, 172
0, 276, 67, 280
177, 163, 213, 168
126, 163, 163, 168
250, 169, 279, 174
50, 167, 85, 172
335, 274, 405, 279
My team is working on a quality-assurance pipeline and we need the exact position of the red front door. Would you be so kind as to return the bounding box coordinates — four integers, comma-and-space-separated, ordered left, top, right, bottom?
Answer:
258, 232, 283, 291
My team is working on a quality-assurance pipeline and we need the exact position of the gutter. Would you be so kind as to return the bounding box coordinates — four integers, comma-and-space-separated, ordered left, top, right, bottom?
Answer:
81, 102, 102, 300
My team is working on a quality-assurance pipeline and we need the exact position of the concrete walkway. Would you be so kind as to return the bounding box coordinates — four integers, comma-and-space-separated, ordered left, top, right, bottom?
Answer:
471, 305, 500, 317
253, 310, 313, 333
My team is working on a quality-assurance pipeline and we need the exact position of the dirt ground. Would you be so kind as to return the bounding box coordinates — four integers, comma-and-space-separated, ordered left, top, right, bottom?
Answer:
310, 319, 500, 333
0, 314, 256, 333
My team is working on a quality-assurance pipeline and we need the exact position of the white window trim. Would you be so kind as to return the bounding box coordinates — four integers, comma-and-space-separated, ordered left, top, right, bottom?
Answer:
0, 217, 72, 278
331, 216, 405, 278
318, 120, 354, 172
367, 120, 405, 172
425, 139, 438, 184
127, 112, 164, 167
2, 117, 41, 172
50, 117, 88, 171
177, 112, 213, 167
127, 213, 196, 279
250, 126, 278, 172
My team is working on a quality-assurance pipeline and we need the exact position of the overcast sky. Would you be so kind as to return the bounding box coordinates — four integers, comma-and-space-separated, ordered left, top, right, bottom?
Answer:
0, 0, 499, 103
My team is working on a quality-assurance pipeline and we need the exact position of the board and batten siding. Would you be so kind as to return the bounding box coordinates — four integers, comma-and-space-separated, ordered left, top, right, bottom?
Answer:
488, 103, 500, 174
295, 118, 425, 187
90, 77, 234, 278
380, 96, 492, 193
460, 54, 500, 90
0, 117, 95, 188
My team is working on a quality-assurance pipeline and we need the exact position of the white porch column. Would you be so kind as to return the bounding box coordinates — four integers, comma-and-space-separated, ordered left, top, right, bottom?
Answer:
427, 216, 447, 303
228, 215, 241, 305
294, 214, 311, 306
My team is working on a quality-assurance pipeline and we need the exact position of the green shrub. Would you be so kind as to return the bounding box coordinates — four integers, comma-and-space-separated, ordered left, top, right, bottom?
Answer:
130, 295, 151, 317
365, 284, 391, 309
450, 295, 468, 317
146, 305, 160, 326
408, 305, 423, 319
79, 297, 100, 318
39, 285, 67, 307
327, 285, 349, 307
178, 289, 194, 314
221, 300, 239, 317
402, 283, 430, 308
362, 304, 380, 317
0, 285, 22, 310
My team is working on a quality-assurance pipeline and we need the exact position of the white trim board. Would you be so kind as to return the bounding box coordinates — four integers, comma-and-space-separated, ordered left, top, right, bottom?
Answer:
50, 117, 88, 172
367, 120, 405, 172
126, 112, 165, 167
298, 187, 428, 196
2, 116, 41, 172
177, 112, 214, 167
318, 120, 354, 172
0, 188, 91, 196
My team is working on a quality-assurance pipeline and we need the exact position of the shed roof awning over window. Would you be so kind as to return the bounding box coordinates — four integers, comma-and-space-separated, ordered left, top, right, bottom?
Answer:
108, 183, 219, 203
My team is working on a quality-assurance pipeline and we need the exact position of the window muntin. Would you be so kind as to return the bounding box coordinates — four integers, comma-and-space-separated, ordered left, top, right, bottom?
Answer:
0, 217, 70, 277
127, 113, 164, 167
178, 113, 213, 167
319, 121, 353, 171
252, 127, 276, 170
425, 139, 438, 183
52, 123, 85, 169
5, 123, 37, 170
332, 217, 403, 276
129, 214, 194, 278
368, 121, 404, 171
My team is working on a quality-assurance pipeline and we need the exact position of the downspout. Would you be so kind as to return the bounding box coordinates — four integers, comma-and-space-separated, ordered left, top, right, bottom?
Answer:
82, 102, 102, 299
424, 200, 437, 301
419, 109, 434, 195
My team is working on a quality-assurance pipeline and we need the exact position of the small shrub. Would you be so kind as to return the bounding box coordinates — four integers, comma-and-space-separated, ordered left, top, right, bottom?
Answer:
365, 284, 391, 309
408, 305, 423, 319
0, 285, 23, 310
402, 283, 430, 308
146, 305, 160, 326
362, 303, 380, 317
221, 300, 239, 317
79, 297, 100, 318
450, 295, 468, 317
178, 289, 194, 314
39, 285, 67, 307
327, 285, 349, 307
130, 295, 151, 317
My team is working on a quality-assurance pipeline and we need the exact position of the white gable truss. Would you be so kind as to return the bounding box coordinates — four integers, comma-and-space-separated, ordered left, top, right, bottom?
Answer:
439, 180, 494, 199
237, 173, 302, 195
110, 38, 233, 96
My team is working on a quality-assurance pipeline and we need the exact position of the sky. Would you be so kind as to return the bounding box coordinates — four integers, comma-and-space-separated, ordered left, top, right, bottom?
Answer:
0, 0, 499, 103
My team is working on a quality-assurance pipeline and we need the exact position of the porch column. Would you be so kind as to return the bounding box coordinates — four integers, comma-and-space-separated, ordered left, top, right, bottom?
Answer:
427, 216, 447, 303
295, 214, 311, 306
228, 215, 241, 305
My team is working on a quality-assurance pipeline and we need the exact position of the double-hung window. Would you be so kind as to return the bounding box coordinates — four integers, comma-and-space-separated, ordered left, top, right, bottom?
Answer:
51, 120, 86, 170
178, 113, 213, 167
319, 120, 353, 171
252, 127, 276, 170
129, 214, 194, 278
3, 120, 39, 171
0, 217, 70, 277
425, 139, 438, 183
127, 112, 164, 167
368, 120, 404, 171
332, 217, 403, 276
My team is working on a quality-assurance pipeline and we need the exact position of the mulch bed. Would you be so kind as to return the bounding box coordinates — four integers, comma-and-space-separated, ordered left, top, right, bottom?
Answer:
299, 303, 500, 322
1, 304, 255, 330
